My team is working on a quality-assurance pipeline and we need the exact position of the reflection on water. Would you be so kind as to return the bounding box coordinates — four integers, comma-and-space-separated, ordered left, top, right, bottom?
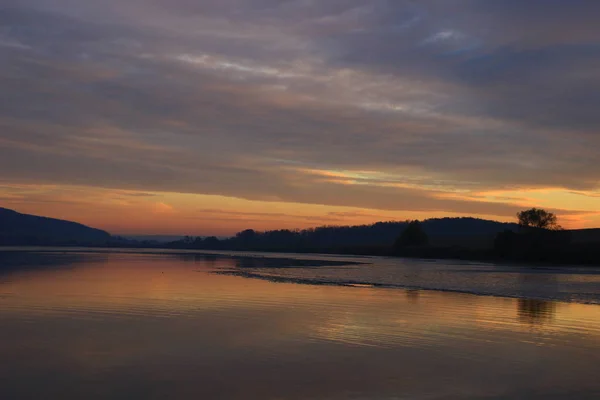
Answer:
0, 251, 600, 399
405, 289, 420, 303
217, 252, 600, 304
518, 299, 556, 325
0, 251, 108, 275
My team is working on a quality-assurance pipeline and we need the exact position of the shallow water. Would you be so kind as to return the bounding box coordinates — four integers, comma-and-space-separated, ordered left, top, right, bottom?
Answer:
212, 251, 600, 304
1, 250, 600, 399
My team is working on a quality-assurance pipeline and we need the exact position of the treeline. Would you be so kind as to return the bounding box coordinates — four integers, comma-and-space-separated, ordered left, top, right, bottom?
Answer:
390, 214, 600, 265
166, 213, 600, 265
167, 225, 395, 254
490, 209, 600, 265
391, 226, 600, 265
166, 217, 518, 254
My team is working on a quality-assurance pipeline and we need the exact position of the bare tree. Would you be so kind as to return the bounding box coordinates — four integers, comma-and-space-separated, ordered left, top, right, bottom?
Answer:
517, 208, 561, 230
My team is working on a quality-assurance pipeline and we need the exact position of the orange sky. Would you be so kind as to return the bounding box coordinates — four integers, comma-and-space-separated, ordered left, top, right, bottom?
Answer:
1, 183, 599, 235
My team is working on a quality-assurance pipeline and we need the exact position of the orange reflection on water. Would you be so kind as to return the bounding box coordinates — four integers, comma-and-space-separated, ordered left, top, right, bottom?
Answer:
2, 253, 600, 343
1, 252, 600, 399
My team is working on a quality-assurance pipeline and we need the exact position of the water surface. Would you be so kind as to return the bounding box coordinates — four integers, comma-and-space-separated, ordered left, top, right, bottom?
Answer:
1, 250, 599, 399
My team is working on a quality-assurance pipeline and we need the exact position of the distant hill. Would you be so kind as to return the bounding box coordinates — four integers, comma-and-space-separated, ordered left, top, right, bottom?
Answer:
0, 207, 111, 245
571, 228, 600, 244
422, 218, 520, 249
168, 217, 520, 252
421, 217, 519, 236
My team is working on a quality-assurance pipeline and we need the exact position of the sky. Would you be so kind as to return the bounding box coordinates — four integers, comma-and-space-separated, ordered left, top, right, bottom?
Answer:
1, 0, 599, 235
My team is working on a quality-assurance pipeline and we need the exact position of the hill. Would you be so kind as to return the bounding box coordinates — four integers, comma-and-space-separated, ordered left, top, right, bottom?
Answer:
571, 228, 600, 244
168, 217, 520, 252
0, 207, 111, 245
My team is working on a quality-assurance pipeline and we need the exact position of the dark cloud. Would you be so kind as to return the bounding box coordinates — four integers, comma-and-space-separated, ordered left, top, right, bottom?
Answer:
0, 0, 599, 220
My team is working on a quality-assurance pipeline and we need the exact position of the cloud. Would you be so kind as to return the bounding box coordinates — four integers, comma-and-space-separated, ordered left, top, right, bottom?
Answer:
153, 202, 174, 214
0, 1, 599, 228
421, 30, 465, 44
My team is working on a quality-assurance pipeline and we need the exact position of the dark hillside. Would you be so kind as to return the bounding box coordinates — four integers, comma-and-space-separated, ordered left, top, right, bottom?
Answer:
0, 207, 111, 245
168, 217, 519, 252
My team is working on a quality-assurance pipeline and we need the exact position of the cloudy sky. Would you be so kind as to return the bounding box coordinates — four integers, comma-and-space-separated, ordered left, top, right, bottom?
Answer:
1, 0, 599, 235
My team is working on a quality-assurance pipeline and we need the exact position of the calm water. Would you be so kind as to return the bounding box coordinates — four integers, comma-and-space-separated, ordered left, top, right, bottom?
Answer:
1, 250, 600, 399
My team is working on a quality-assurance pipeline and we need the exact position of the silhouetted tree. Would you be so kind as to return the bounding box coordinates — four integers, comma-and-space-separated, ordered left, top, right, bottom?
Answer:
236, 229, 257, 240
495, 211, 572, 261
168, 217, 520, 253
517, 208, 560, 230
394, 220, 428, 248
203, 236, 221, 249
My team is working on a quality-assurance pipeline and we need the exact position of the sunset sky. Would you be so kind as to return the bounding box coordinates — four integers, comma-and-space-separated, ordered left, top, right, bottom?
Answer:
1, 0, 599, 235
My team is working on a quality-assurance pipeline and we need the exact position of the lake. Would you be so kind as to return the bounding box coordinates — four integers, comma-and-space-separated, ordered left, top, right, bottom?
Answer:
1, 249, 600, 399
